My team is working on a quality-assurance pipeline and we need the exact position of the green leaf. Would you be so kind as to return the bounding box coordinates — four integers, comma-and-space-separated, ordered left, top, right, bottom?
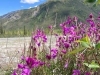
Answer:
83, 61, 100, 68
83, 63, 89, 66
68, 47, 85, 54
76, 35, 90, 44
89, 64, 99, 68
81, 37, 87, 42
95, 43, 100, 49
75, 41, 90, 48
75, 35, 90, 48
81, 42, 90, 48
86, 35, 90, 44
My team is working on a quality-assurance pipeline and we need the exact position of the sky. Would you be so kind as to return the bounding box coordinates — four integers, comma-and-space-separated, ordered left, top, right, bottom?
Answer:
0, 0, 47, 16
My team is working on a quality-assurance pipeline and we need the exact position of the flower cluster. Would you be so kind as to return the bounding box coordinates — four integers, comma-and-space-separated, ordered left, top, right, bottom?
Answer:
32, 29, 47, 46
12, 13, 100, 75
12, 57, 45, 75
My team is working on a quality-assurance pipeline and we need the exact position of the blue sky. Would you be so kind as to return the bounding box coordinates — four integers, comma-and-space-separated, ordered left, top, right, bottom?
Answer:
0, 0, 47, 16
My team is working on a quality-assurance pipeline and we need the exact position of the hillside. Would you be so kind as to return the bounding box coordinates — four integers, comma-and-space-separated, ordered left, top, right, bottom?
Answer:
0, 0, 100, 30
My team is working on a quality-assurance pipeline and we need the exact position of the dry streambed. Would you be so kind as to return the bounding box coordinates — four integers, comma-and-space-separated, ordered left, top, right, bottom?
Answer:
0, 36, 56, 74
0, 37, 31, 71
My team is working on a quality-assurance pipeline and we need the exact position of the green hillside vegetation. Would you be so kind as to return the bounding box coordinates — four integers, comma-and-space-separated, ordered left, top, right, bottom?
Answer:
0, 0, 100, 37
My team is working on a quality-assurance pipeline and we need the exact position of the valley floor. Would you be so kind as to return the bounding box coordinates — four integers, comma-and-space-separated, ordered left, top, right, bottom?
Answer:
0, 36, 56, 75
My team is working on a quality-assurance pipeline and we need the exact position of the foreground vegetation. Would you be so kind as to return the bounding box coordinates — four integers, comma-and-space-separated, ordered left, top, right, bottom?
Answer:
9, 13, 100, 75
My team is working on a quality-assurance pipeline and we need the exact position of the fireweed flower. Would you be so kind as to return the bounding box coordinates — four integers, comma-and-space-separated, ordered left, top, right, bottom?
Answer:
46, 54, 51, 60
70, 31, 76, 36
62, 27, 69, 36
39, 61, 45, 66
66, 16, 72, 25
48, 25, 52, 29
12, 14, 100, 75
25, 57, 34, 68
64, 62, 68, 68
60, 23, 64, 27
33, 29, 47, 45
18, 64, 25, 69
76, 36, 82, 40
21, 68, 31, 75
51, 48, 58, 59
80, 28, 86, 34
37, 42, 41, 46
72, 70, 80, 75
52, 53, 57, 59
73, 16, 78, 21
87, 19, 95, 27
61, 50, 67, 54
89, 13, 93, 18
42, 35, 47, 42
51, 48, 58, 53
56, 36, 71, 48
70, 27, 75, 31
25, 57, 40, 68
68, 35, 74, 42
12, 70, 17, 75
97, 16, 100, 20
97, 34, 100, 41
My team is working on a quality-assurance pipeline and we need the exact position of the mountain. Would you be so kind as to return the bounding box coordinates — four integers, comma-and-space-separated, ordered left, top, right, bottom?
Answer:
0, 0, 100, 30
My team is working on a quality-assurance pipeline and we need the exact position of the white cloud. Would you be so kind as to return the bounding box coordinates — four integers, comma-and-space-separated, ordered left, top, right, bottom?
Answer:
29, 7, 32, 9
34, 5, 38, 7
21, 0, 39, 4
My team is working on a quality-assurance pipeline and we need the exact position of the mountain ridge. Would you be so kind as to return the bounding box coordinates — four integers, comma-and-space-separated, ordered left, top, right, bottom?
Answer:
0, 0, 100, 30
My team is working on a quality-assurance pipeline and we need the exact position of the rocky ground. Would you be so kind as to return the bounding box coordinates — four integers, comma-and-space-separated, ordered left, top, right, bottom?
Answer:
0, 36, 56, 75
0, 37, 31, 74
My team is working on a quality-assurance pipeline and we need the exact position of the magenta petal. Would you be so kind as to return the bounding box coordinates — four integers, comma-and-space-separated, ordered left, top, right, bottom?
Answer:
89, 13, 93, 18
46, 54, 51, 60
72, 70, 80, 75
51, 53, 57, 59
85, 72, 91, 75
22, 68, 31, 75
18, 64, 24, 69
61, 50, 67, 54
40, 61, 45, 66
12, 70, 17, 75
64, 62, 68, 68
48, 25, 52, 29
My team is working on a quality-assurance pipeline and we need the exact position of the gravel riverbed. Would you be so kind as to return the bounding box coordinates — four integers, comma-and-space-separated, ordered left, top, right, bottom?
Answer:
0, 36, 56, 74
